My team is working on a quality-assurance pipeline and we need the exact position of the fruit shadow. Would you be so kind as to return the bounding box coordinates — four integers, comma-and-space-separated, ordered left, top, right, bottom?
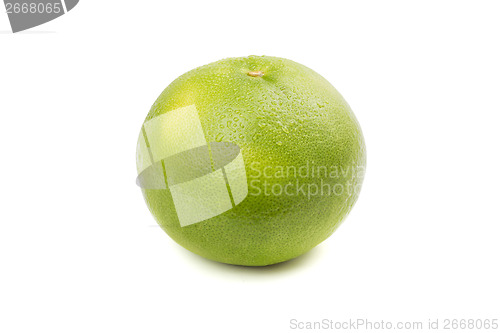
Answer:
182, 245, 326, 277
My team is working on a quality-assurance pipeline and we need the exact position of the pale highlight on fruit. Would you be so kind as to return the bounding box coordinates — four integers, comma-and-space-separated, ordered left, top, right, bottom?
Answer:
137, 55, 366, 266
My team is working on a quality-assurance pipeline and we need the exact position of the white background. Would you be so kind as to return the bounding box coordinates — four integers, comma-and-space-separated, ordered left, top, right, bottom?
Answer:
1, 1, 499, 332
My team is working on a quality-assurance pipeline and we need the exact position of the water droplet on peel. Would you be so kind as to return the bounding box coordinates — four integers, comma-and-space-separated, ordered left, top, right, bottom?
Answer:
215, 133, 225, 142
282, 126, 289, 133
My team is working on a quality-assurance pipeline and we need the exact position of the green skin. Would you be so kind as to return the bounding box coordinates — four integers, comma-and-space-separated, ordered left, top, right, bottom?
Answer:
139, 56, 366, 266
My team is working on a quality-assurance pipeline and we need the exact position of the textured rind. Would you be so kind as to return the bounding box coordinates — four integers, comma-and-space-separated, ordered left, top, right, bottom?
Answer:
138, 55, 366, 266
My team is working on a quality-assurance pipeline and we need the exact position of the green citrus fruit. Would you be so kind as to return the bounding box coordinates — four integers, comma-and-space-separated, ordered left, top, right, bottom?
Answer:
136, 55, 366, 266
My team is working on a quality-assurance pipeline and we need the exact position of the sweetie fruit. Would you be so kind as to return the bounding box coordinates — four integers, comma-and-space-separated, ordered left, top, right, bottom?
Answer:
136, 55, 366, 266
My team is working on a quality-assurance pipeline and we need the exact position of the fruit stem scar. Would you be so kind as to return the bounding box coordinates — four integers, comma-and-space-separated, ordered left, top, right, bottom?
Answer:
248, 70, 264, 77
